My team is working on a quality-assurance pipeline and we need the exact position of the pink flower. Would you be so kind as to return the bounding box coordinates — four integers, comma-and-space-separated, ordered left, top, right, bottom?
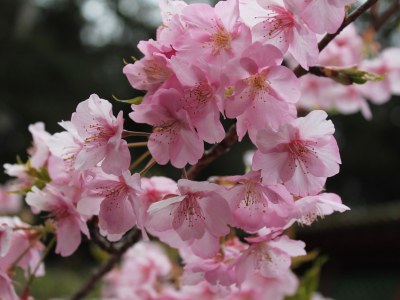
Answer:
223, 42, 300, 131
123, 52, 174, 99
129, 88, 204, 168
222, 170, 294, 232
359, 48, 400, 104
300, 0, 347, 34
0, 182, 22, 215
169, 56, 225, 143
147, 179, 234, 259
47, 121, 85, 186
0, 270, 18, 300
137, 176, 177, 241
26, 184, 89, 256
28, 122, 51, 169
248, 0, 319, 70
0, 224, 12, 257
229, 230, 306, 285
174, 0, 252, 67
71, 94, 131, 176
253, 110, 341, 197
0, 217, 45, 278
288, 193, 349, 226
157, 0, 187, 47
81, 169, 143, 236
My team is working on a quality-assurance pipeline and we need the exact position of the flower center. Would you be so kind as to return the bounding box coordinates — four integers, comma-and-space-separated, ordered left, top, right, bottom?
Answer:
203, 26, 233, 55
258, 8, 294, 40
239, 183, 267, 216
174, 195, 205, 227
287, 140, 318, 175
141, 59, 173, 85
181, 82, 214, 114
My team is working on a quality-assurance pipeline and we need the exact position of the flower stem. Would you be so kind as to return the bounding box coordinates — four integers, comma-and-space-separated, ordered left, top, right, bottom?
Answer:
122, 130, 151, 138
129, 150, 151, 171
127, 142, 148, 148
139, 158, 157, 177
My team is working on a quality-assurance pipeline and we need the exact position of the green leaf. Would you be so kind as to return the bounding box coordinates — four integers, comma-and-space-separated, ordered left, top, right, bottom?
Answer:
112, 94, 143, 105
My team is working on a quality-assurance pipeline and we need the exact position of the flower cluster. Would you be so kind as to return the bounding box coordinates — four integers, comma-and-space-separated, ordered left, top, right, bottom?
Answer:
0, 0, 397, 299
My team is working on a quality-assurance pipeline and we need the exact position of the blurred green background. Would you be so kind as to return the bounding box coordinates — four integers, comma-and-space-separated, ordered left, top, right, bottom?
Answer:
1, 0, 400, 299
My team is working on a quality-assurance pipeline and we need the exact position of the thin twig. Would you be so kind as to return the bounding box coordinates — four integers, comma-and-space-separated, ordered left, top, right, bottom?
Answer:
69, 229, 142, 300
122, 130, 151, 137
293, 0, 380, 78
182, 167, 188, 179
129, 150, 151, 171
187, 122, 238, 180
127, 142, 148, 148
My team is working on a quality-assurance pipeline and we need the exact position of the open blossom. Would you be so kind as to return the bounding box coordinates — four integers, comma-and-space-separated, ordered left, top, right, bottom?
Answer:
300, 0, 353, 34
169, 56, 225, 143
130, 88, 203, 168
80, 169, 143, 236
157, 0, 187, 46
0, 217, 45, 278
222, 170, 294, 232
28, 122, 51, 169
229, 230, 306, 286
288, 192, 350, 226
245, 0, 318, 70
223, 42, 300, 131
253, 110, 341, 197
147, 179, 234, 259
26, 184, 89, 257
71, 94, 130, 176
0, 270, 18, 300
175, 0, 252, 67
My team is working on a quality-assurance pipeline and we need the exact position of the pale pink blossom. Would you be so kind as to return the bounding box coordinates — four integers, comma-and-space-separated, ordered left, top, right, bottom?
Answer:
229, 230, 306, 285
0, 270, 18, 300
147, 179, 233, 259
81, 169, 143, 236
0, 224, 12, 257
288, 192, 349, 226
253, 110, 341, 197
137, 176, 177, 241
169, 56, 225, 143
71, 94, 131, 176
129, 88, 204, 168
0, 217, 45, 278
247, 0, 319, 70
27, 122, 51, 169
47, 121, 85, 186
226, 270, 298, 300
222, 170, 294, 232
223, 42, 300, 131
174, 0, 252, 68
26, 184, 89, 256
0, 182, 22, 215
300, 0, 347, 34
157, 0, 187, 47
359, 48, 400, 104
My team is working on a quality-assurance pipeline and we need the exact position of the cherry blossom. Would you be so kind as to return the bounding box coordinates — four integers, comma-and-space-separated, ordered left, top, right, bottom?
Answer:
0, 224, 12, 257
26, 184, 89, 256
223, 42, 300, 131
253, 110, 341, 197
169, 56, 225, 143
28, 122, 51, 169
0, 182, 22, 215
147, 179, 233, 259
129, 88, 203, 168
71, 94, 131, 176
244, 0, 319, 70
175, 0, 252, 67
222, 170, 294, 232
0, 270, 18, 300
229, 230, 306, 285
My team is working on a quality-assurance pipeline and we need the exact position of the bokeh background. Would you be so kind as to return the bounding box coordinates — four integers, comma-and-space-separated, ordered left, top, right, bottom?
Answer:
1, 0, 400, 299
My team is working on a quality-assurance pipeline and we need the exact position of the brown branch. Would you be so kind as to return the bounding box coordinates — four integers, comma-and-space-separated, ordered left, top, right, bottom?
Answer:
293, 0, 380, 78
70, 228, 141, 300
87, 217, 118, 254
187, 122, 238, 180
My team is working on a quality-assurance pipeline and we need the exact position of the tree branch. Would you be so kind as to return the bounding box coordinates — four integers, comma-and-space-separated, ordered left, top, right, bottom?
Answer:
187, 122, 238, 180
70, 228, 142, 300
293, 0, 380, 78
87, 217, 118, 254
